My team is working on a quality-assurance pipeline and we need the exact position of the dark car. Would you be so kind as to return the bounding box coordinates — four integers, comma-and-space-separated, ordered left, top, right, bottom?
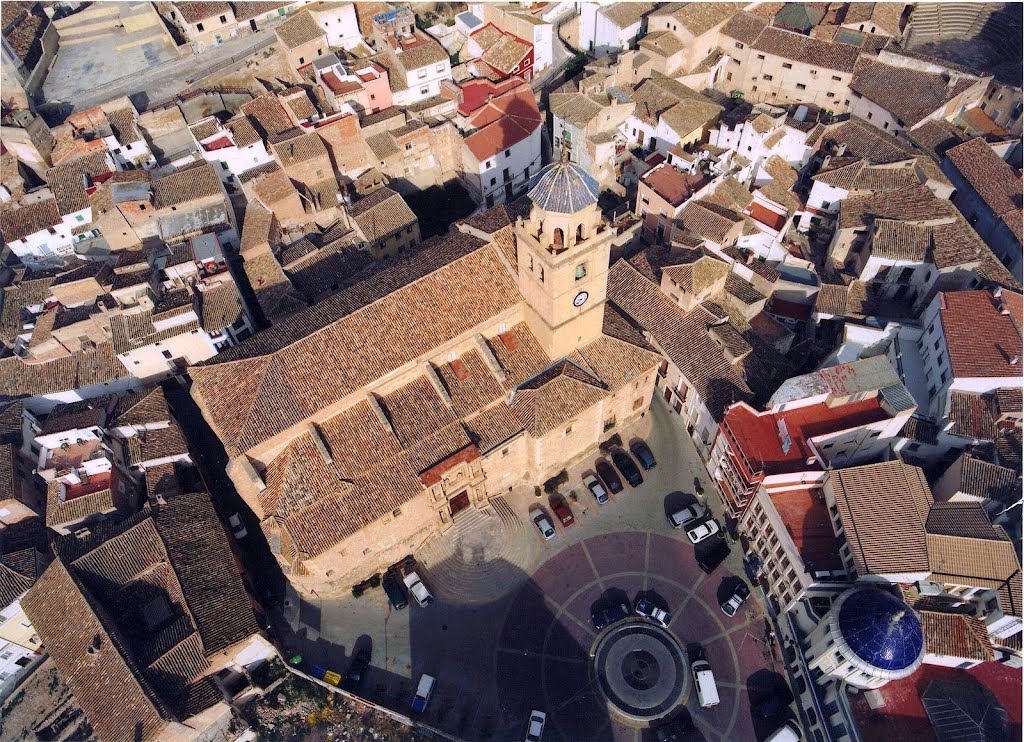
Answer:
630, 440, 656, 470
344, 649, 371, 690
591, 601, 631, 631
595, 459, 623, 494
382, 573, 408, 610
611, 449, 643, 487
753, 694, 786, 719
696, 540, 730, 574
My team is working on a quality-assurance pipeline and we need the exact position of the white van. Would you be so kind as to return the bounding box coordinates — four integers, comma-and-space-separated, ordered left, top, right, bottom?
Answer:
692, 659, 720, 708
411, 673, 435, 713
765, 721, 801, 742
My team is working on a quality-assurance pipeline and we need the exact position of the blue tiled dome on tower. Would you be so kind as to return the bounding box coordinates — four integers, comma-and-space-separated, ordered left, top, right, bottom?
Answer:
526, 158, 600, 214
837, 588, 924, 672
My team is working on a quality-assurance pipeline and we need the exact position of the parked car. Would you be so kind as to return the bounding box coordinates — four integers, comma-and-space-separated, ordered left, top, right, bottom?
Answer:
382, 573, 408, 610
630, 440, 656, 470
533, 512, 556, 540
692, 659, 720, 708
550, 497, 575, 527
583, 474, 609, 504
611, 449, 643, 487
525, 710, 546, 742
753, 694, 786, 719
635, 599, 671, 628
403, 570, 434, 607
697, 541, 730, 574
228, 513, 247, 539
595, 459, 623, 494
667, 503, 706, 529
411, 673, 435, 713
343, 649, 371, 690
591, 602, 631, 631
686, 518, 721, 544
720, 582, 750, 617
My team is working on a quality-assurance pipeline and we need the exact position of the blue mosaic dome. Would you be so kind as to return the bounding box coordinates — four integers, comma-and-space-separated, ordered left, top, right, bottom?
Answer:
527, 160, 600, 214
837, 589, 924, 672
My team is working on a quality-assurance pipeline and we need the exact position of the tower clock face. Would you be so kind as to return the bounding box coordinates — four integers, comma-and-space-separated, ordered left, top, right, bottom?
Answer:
574, 291, 589, 307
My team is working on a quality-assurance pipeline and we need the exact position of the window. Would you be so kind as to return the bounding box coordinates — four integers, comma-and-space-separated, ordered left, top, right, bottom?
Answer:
575, 264, 586, 280
757, 54, 765, 60
392, 507, 402, 517
420, 87, 428, 95
490, 177, 496, 186
539, 267, 544, 282
75, 214, 84, 222
564, 425, 573, 436
162, 350, 172, 359
866, 112, 872, 120
501, 447, 509, 457
504, 149, 511, 157
197, 22, 204, 31
821, 200, 831, 210
832, 75, 842, 81
809, 69, 817, 74
735, 41, 744, 49
436, 64, 445, 73
933, 339, 941, 351
221, 162, 229, 170
727, 72, 733, 81
763, 74, 773, 81
826, 92, 835, 98
112, 147, 122, 155
641, 196, 650, 204
418, 70, 427, 79
782, 62, 792, 69
405, 143, 412, 150
633, 397, 644, 410
796, 83, 806, 90
928, 385, 937, 397
752, 85, 758, 92
219, 14, 226, 22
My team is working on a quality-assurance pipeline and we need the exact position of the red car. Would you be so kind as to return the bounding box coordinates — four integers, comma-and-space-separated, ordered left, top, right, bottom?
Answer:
550, 497, 575, 527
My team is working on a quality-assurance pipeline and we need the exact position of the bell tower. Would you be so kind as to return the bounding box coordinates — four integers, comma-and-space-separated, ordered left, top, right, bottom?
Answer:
515, 158, 613, 358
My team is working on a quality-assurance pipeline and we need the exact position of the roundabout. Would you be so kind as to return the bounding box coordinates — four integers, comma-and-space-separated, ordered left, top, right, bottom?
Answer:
493, 530, 772, 741
592, 620, 690, 726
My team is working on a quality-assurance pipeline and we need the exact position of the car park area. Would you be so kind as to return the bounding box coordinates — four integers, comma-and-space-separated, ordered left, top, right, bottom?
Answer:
276, 399, 786, 741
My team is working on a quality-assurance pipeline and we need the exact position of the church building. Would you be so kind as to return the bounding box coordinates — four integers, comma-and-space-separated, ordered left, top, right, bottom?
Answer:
190, 159, 661, 589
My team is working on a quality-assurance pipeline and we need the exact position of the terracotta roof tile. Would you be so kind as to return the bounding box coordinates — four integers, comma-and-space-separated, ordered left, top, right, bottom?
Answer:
851, 58, 982, 127
830, 460, 932, 575
945, 138, 1023, 242
152, 163, 223, 209
174, 1, 230, 24
274, 9, 325, 49
350, 187, 417, 241
0, 198, 61, 241
939, 290, 1022, 379
920, 611, 994, 662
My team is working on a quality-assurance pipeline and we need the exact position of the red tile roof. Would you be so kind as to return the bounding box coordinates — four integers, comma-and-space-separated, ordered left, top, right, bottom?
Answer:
640, 163, 705, 207
721, 396, 890, 478
746, 200, 787, 231
766, 485, 844, 571
464, 83, 542, 162
939, 290, 1023, 378
847, 660, 1022, 742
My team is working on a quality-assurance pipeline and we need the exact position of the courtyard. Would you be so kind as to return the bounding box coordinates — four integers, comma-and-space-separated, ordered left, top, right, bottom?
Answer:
276, 399, 794, 741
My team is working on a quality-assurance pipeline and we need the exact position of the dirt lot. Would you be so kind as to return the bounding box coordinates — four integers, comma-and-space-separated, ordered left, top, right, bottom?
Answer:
198, 44, 301, 91
0, 660, 91, 742
243, 671, 429, 742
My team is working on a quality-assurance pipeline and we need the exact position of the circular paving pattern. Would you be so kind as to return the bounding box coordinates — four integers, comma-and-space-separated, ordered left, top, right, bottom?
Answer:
494, 530, 762, 741
592, 620, 689, 726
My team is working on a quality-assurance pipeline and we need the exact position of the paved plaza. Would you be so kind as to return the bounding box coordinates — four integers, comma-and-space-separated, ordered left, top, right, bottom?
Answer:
277, 399, 791, 740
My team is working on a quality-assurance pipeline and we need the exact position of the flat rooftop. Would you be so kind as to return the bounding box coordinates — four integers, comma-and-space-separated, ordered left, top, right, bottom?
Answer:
766, 485, 844, 572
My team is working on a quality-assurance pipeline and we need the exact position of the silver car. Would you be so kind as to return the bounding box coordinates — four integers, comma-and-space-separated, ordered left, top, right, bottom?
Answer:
583, 474, 609, 504
668, 503, 706, 529
533, 512, 556, 540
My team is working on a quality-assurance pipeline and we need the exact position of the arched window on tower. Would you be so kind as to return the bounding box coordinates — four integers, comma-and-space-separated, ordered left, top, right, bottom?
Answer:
553, 228, 564, 249
576, 224, 584, 243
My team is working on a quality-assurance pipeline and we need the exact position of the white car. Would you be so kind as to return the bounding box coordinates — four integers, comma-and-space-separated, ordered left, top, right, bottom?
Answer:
228, 513, 247, 539
525, 710, 546, 742
583, 474, 608, 504
668, 503, 706, 529
686, 518, 721, 544
635, 599, 671, 628
403, 570, 434, 607
533, 512, 556, 540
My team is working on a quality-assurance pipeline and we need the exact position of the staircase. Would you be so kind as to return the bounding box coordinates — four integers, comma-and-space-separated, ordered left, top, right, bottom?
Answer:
415, 497, 538, 605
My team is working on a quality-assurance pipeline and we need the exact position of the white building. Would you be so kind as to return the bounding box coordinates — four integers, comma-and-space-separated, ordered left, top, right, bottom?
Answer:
579, 2, 655, 57
386, 36, 453, 107
311, 2, 360, 49
0, 198, 78, 266
459, 83, 543, 208
187, 115, 274, 187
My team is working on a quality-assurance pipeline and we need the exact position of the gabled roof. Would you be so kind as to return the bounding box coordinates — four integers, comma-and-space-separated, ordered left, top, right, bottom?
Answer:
274, 9, 325, 49
938, 290, 1023, 379
851, 58, 983, 127
945, 138, 1023, 243
191, 236, 518, 456
830, 460, 933, 576
174, 2, 230, 24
